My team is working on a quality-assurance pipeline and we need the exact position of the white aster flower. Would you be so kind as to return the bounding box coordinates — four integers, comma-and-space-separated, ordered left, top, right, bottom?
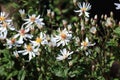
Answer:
5, 38, 21, 48
81, 37, 95, 50
55, 28, 72, 47
17, 44, 39, 61
0, 21, 15, 31
31, 32, 48, 47
56, 48, 73, 61
114, 3, 120, 10
0, 12, 12, 23
74, 2, 91, 17
90, 27, 97, 34
0, 22, 15, 39
23, 14, 45, 29
14, 27, 33, 44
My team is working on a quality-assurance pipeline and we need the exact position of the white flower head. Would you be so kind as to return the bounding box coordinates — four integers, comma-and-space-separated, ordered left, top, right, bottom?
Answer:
81, 37, 95, 50
14, 27, 33, 44
5, 38, 21, 48
17, 44, 39, 61
74, 2, 91, 17
31, 32, 48, 47
0, 21, 15, 31
55, 28, 72, 47
23, 14, 45, 29
114, 3, 120, 10
56, 48, 73, 61
0, 12, 12, 23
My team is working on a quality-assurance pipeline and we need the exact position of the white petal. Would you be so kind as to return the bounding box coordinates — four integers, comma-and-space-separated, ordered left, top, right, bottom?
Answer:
18, 36, 24, 44
23, 51, 28, 55
74, 10, 81, 12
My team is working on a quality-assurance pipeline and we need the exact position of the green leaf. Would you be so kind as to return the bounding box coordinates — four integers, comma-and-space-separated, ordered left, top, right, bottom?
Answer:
6, 71, 18, 80
114, 27, 120, 36
106, 39, 118, 46
18, 69, 26, 80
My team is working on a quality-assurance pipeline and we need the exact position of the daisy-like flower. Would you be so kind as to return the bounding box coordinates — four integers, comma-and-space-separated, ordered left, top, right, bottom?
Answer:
74, 2, 91, 17
5, 38, 21, 48
81, 37, 95, 50
0, 21, 15, 31
31, 32, 48, 47
56, 48, 73, 61
54, 28, 72, 47
17, 44, 39, 61
0, 12, 12, 23
14, 27, 33, 44
0, 22, 15, 39
23, 14, 45, 29
90, 26, 97, 34
114, 3, 120, 10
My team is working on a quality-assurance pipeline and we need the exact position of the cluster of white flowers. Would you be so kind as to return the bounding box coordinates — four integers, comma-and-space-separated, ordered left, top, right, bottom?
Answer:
1, 2, 108, 61
0, 10, 46, 61
0, 12, 15, 39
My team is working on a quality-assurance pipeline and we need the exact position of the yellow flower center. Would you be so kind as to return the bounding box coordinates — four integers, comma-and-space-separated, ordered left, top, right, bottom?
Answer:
30, 17, 35, 22
61, 33, 67, 40
81, 8, 87, 12
0, 16, 5, 21
26, 45, 32, 51
36, 37, 42, 43
82, 41, 88, 47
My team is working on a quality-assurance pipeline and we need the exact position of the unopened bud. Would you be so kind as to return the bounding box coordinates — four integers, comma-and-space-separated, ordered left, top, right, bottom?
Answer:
62, 20, 68, 27
69, 61, 73, 67
51, 11, 55, 19
101, 14, 104, 19
104, 14, 107, 20
67, 24, 72, 30
110, 11, 113, 17
47, 9, 51, 17
94, 15, 98, 20
92, 65, 95, 71
73, 0, 77, 6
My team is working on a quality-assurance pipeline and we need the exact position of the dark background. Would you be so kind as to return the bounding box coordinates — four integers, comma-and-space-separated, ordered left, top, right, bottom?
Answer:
89, 0, 120, 21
